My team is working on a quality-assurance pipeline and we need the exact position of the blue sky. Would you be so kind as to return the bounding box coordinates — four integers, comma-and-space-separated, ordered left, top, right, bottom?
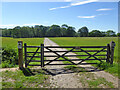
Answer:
1, 0, 118, 33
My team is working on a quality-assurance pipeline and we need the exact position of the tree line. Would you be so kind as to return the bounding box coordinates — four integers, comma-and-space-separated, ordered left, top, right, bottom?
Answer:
1, 24, 120, 38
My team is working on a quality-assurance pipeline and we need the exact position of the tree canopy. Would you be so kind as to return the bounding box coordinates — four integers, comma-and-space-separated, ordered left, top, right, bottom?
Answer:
1, 24, 117, 38
78, 26, 89, 37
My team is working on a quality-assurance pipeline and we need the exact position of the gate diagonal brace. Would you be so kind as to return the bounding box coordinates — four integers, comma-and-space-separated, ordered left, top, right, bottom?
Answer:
92, 48, 105, 62
45, 47, 76, 65
80, 48, 91, 56
77, 56, 91, 65
77, 48, 106, 64
45, 47, 61, 65
91, 48, 106, 62
27, 47, 40, 65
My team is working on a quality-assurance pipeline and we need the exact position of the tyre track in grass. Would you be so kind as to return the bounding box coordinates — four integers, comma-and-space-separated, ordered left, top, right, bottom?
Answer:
44, 38, 119, 88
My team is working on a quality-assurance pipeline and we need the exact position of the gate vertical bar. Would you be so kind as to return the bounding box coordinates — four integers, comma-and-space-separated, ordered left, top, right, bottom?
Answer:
24, 43, 27, 67
106, 44, 110, 63
110, 41, 115, 64
41, 44, 44, 67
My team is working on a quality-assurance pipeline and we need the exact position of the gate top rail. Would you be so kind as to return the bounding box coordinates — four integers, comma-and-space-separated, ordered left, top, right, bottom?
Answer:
44, 46, 107, 48
25, 45, 107, 48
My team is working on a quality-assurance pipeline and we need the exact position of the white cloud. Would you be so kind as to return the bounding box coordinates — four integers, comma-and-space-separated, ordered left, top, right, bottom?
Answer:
0, 23, 41, 28
78, 15, 96, 18
49, 7, 58, 10
60, 5, 70, 8
96, 8, 112, 11
77, 13, 109, 19
70, 0, 98, 6
0, 24, 19, 28
49, 0, 98, 10
49, 5, 70, 10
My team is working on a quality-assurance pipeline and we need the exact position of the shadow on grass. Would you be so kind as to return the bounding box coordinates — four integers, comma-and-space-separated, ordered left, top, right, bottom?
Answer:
20, 64, 112, 77
21, 67, 48, 76
21, 68, 35, 76
21, 61, 113, 76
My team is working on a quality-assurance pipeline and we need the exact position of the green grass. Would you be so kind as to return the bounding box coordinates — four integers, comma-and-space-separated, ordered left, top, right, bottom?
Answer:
79, 72, 115, 88
1, 37, 44, 67
49, 37, 119, 77
1, 37, 48, 88
87, 77, 114, 88
2, 37, 44, 50
49, 37, 118, 62
2, 68, 49, 88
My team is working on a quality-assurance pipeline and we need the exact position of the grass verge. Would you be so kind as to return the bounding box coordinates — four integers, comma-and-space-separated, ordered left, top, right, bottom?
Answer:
2, 68, 49, 88
79, 72, 115, 88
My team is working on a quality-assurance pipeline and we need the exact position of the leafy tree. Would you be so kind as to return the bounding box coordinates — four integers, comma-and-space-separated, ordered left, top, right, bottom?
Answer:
101, 31, 106, 37
46, 25, 61, 37
89, 30, 103, 37
39, 25, 47, 37
1, 25, 117, 38
78, 26, 89, 37
66, 26, 76, 37
117, 33, 120, 37
106, 30, 116, 37
61, 24, 68, 37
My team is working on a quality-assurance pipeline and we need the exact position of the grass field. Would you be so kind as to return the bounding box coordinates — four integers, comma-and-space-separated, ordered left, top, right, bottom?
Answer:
49, 37, 119, 77
1, 37, 50, 88
2, 37, 44, 50
1, 37, 44, 67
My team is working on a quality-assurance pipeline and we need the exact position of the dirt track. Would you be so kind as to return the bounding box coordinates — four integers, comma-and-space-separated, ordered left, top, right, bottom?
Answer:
44, 38, 119, 88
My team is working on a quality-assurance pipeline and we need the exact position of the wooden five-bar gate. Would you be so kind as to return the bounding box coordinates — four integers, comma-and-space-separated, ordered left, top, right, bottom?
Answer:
18, 41, 115, 68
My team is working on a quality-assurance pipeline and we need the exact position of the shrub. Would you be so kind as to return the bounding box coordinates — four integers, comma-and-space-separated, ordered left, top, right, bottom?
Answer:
2, 47, 18, 68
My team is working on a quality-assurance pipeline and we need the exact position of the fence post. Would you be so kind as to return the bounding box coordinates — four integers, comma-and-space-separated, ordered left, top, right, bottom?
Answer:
24, 43, 27, 67
18, 41, 23, 69
41, 44, 44, 67
110, 41, 115, 64
106, 44, 110, 63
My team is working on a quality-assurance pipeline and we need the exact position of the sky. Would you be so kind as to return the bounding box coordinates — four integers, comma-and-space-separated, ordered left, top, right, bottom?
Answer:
0, 0, 119, 33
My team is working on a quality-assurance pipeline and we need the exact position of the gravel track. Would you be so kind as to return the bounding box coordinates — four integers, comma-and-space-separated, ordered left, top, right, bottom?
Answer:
44, 38, 119, 88
44, 38, 83, 88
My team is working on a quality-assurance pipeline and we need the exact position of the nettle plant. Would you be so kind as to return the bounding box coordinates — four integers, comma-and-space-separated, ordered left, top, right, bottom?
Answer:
2, 47, 18, 68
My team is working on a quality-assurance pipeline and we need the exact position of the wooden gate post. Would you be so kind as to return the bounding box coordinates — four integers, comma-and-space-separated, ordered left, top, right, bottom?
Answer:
18, 41, 23, 69
110, 41, 115, 64
106, 44, 110, 63
41, 44, 44, 67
